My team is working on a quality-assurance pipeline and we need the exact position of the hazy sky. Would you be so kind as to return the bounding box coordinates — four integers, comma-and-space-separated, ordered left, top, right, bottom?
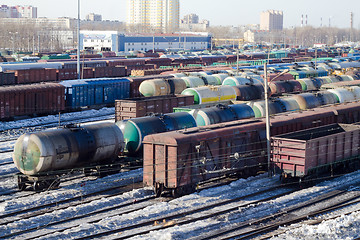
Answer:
1, 0, 359, 28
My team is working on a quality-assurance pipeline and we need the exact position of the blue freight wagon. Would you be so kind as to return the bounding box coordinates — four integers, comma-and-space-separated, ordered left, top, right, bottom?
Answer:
60, 78, 130, 109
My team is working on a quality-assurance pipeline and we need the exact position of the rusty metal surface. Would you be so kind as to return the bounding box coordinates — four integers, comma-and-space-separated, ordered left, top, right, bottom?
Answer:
272, 123, 360, 177
0, 83, 65, 119
115, 95, 194, 121
144, 101, 360, 190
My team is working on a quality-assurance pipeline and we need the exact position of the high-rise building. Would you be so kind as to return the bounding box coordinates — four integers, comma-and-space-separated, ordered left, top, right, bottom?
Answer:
0, 5, 37, 18
180, 14, 209, 31
260, 10, 283, 31
86, 13, 102, 21
181, 14, 199, 24
127, 0, 180, 33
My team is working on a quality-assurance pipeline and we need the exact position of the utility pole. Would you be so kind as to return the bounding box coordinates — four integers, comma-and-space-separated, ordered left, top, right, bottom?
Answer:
315, 47, 318, 70
153, 35, 155, 53
264, 63, 271, 177
77, 0, 81, 79
236, 48, 240, 75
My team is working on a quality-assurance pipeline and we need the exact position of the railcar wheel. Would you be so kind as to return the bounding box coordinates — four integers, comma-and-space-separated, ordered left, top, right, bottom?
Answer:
155, 183, 163, 197
172, 189, 178, 198
18, 182, 26, 191
33, 181, 41, 191
83, 168, 92, 177
17, 177, 26, 191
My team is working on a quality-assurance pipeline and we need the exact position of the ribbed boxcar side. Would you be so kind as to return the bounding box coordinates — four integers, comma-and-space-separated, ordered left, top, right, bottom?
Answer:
0, 83, 65, 120
115, 95, 194, 121
270, 108, 336, 136
0, 88, 4, 119
272, 124, 360, 178
333, 103, 360, 124
144, 102, 360, 195
143, 120, 266, 196
18, 86, 25, 116
9, 88, 15, 117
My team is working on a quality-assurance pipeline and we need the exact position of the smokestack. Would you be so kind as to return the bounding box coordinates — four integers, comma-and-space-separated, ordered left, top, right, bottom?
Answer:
351, 12, 354, 29
320, 17, 322, 27
301, 14, 303, 27
306, 15, 308, 26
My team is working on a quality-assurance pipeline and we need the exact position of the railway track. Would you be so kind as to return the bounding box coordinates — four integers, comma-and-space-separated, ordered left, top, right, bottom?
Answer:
0, 159, 13, 166
0, 160, 143, 202
207, 190, 360, 240
258, 194, 360, 239
0, 113, 115, 143
8, 184, 296, 240
0, 175, 144, 233
0, 111, 115, 132
0, 171, 90, 203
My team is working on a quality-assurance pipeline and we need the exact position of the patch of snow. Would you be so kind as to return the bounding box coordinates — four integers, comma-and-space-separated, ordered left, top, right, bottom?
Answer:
0, 168, 143, 214
273, 211, 360, 240
0, 107, 115, 131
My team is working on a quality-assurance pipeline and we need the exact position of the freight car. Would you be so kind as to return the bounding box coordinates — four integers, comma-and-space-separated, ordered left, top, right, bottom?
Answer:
13, 122, 124, 190
115, 94, 194, 121
117, 112, 197, 155
12, 112, 197, 190
0, 82, 65, 120
181, 85, 237, 104
272, 123, 360, 182
59, 78, 130, 109
143, 102, 360, 197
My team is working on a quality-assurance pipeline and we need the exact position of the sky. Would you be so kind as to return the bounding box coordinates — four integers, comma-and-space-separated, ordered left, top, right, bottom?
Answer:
1, 0, 359, 29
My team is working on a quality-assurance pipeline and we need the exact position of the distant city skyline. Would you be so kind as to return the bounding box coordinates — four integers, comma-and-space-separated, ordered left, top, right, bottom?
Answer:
0, 0, 358, 29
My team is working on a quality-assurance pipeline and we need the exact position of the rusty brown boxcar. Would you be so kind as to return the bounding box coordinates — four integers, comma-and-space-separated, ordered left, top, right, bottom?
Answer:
143, 120, 266, 197
0, 83, 65, 120
272, 123, 360, 179
143, 101, 360, 197
115, 94, 194, 121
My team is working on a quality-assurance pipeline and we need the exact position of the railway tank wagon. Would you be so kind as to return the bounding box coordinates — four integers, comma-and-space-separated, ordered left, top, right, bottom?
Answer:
117, 112, 197, 155
13, 122, 125, 190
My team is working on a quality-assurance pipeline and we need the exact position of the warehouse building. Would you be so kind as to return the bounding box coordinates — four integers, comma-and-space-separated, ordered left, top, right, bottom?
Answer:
80, 31, 212, 54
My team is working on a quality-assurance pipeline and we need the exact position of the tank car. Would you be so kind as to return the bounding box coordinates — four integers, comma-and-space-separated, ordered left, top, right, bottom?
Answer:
13, 122, 124, 191
117, 112, 197, 155
181, 85, 237, 104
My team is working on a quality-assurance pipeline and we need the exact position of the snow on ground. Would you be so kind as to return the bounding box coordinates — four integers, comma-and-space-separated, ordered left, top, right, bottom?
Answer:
0, 168, 143, 214
132, 171, 360, 240
33, 174, 279, 240
0, 152, 13, 165
0, 140, 15, 152
0, 107, 115, 131
0, 152, 18, 177
0, 187, 154, 238
0, 177, 16, 194
0, 164, 17, 176
1, 110, 360, 239
272, 211, 360, 240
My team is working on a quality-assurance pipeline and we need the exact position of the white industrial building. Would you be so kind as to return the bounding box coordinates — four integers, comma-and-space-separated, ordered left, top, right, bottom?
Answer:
80, 30, 212, 54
